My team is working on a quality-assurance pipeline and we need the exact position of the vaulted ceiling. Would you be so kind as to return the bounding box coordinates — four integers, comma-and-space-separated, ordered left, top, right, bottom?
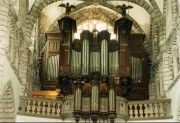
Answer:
28, 0, 164, 39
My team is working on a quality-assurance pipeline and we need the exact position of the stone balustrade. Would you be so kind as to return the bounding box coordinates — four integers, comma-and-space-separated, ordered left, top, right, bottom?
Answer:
18, 96, 172, 121
18, 96, 62, 118
128, 99, 172, 120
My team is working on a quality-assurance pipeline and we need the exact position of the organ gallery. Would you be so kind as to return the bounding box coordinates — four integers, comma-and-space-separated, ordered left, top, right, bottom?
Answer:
39, 3, 150, 123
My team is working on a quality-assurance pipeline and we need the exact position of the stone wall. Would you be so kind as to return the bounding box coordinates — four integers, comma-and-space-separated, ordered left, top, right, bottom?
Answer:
0, 0, 28, 121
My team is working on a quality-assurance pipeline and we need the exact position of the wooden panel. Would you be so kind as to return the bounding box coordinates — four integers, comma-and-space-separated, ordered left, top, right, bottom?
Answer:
41, 33, 61, 90
128, 33, 150, 100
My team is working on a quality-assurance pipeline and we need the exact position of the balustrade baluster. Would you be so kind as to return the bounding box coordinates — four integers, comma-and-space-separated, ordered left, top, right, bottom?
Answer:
134, 104, 138, 118
31, 100, 36, 114
52, 102, 56, 116
26, 100, 31, 113
154, 103, 158, 117
42, 102, 46, 115
54, 103, 58, 116
57, 103, 61, 116
128, 104, 133, 118
149, 104, 153, 117
36, 101, 41, 114
144, 104, 148, 118
47, 102, 51, 115
139, 104, 143, 118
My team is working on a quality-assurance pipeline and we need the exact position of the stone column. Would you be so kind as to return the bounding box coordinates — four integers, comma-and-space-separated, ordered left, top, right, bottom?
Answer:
171, 45, 179, 77
149, 80, 156, 100
161, 46, 173, 98
171, 0, 178, 21
176, 26, 180, 69
18, 0, 31, 95
0, 0, 10, 91
159, 63, 165, 99
18, 43, 30, 95
18, 0, 27, 33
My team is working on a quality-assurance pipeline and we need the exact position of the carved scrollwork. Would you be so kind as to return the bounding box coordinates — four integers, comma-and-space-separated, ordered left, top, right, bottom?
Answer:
109, 39, 119, 52
72, 39, 82, 52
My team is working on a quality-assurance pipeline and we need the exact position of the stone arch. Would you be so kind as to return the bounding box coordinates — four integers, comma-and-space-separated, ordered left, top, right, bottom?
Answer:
27, 0, 161, 41
50, 3, 144, 33
37, 3, 145, 50
0, 82, 15, 122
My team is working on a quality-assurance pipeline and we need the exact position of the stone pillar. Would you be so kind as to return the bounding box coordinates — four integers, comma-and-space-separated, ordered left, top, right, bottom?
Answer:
155, 72, 161, 99
159, 63, 165, 99
171, 0, 178, 21
149, 80, 156, 100
18, 0, 31, 95
176, 26, 180, 68
18, 0, 27, 33
162, 46, 173, 98
171, 45, 179, 77
18, 44, 30, 95
0, 0, 10, 91
159, 25, 166, 46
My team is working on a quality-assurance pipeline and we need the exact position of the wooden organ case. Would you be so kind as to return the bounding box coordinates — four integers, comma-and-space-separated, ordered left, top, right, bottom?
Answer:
127, 33, 149, 100
40, 32, 150, 100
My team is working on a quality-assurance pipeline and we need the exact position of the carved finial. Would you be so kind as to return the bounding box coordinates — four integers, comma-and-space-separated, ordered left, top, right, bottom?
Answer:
58, 2, 76, 15
116, 4, 133, 17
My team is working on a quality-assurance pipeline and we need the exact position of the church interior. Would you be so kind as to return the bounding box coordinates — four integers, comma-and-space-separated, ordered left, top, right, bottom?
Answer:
0, 0, 180, 122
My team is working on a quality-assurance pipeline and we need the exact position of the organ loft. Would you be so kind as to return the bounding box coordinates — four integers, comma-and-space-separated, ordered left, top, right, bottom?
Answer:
37, 3, 150, 122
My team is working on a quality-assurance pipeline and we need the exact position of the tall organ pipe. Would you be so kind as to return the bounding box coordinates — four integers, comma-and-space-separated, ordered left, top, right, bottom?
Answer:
109, 39, 119, 76
81, 30, 91, 75
99, 30, 110, 76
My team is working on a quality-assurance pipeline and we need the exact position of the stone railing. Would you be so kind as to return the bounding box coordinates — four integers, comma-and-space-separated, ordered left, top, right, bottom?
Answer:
18, 96, 62, 118
18, 96, 172, 121
128, 99, 172, 120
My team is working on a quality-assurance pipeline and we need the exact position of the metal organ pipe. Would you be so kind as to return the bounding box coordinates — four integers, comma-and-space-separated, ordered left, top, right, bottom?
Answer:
99, 30, 110, 76
131, 56, 142, 83
81, 30, 91, 75
101, 40, 108, 75
82, 39, 89, 74
109, 39, 119, 76
47, 54, 59, 80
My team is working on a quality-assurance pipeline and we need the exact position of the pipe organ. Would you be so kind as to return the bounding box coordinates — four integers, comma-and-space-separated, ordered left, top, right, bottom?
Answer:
40, 18, 149, 101
41, 32, 149, 100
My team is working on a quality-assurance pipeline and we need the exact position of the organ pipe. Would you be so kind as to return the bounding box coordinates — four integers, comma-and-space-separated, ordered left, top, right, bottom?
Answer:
131, 56, 142, 83
109, 39, 119, 76
99, 30, 110, 76
47, 54, 59, 80
81, 30, 91, 75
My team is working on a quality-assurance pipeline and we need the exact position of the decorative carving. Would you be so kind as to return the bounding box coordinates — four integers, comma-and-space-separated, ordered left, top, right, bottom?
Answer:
72, 39, 82, 52
116, 4, 133, 17
81, 30, 92, 41
58, 17, 77, 32
59, 3, 76, 15
57, 75, 73, 96
109, 39, 119, 52
90, 70, 101, 81
120, 75, 133, 97
98, 30, 110, 42
90, 29, 101, 52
